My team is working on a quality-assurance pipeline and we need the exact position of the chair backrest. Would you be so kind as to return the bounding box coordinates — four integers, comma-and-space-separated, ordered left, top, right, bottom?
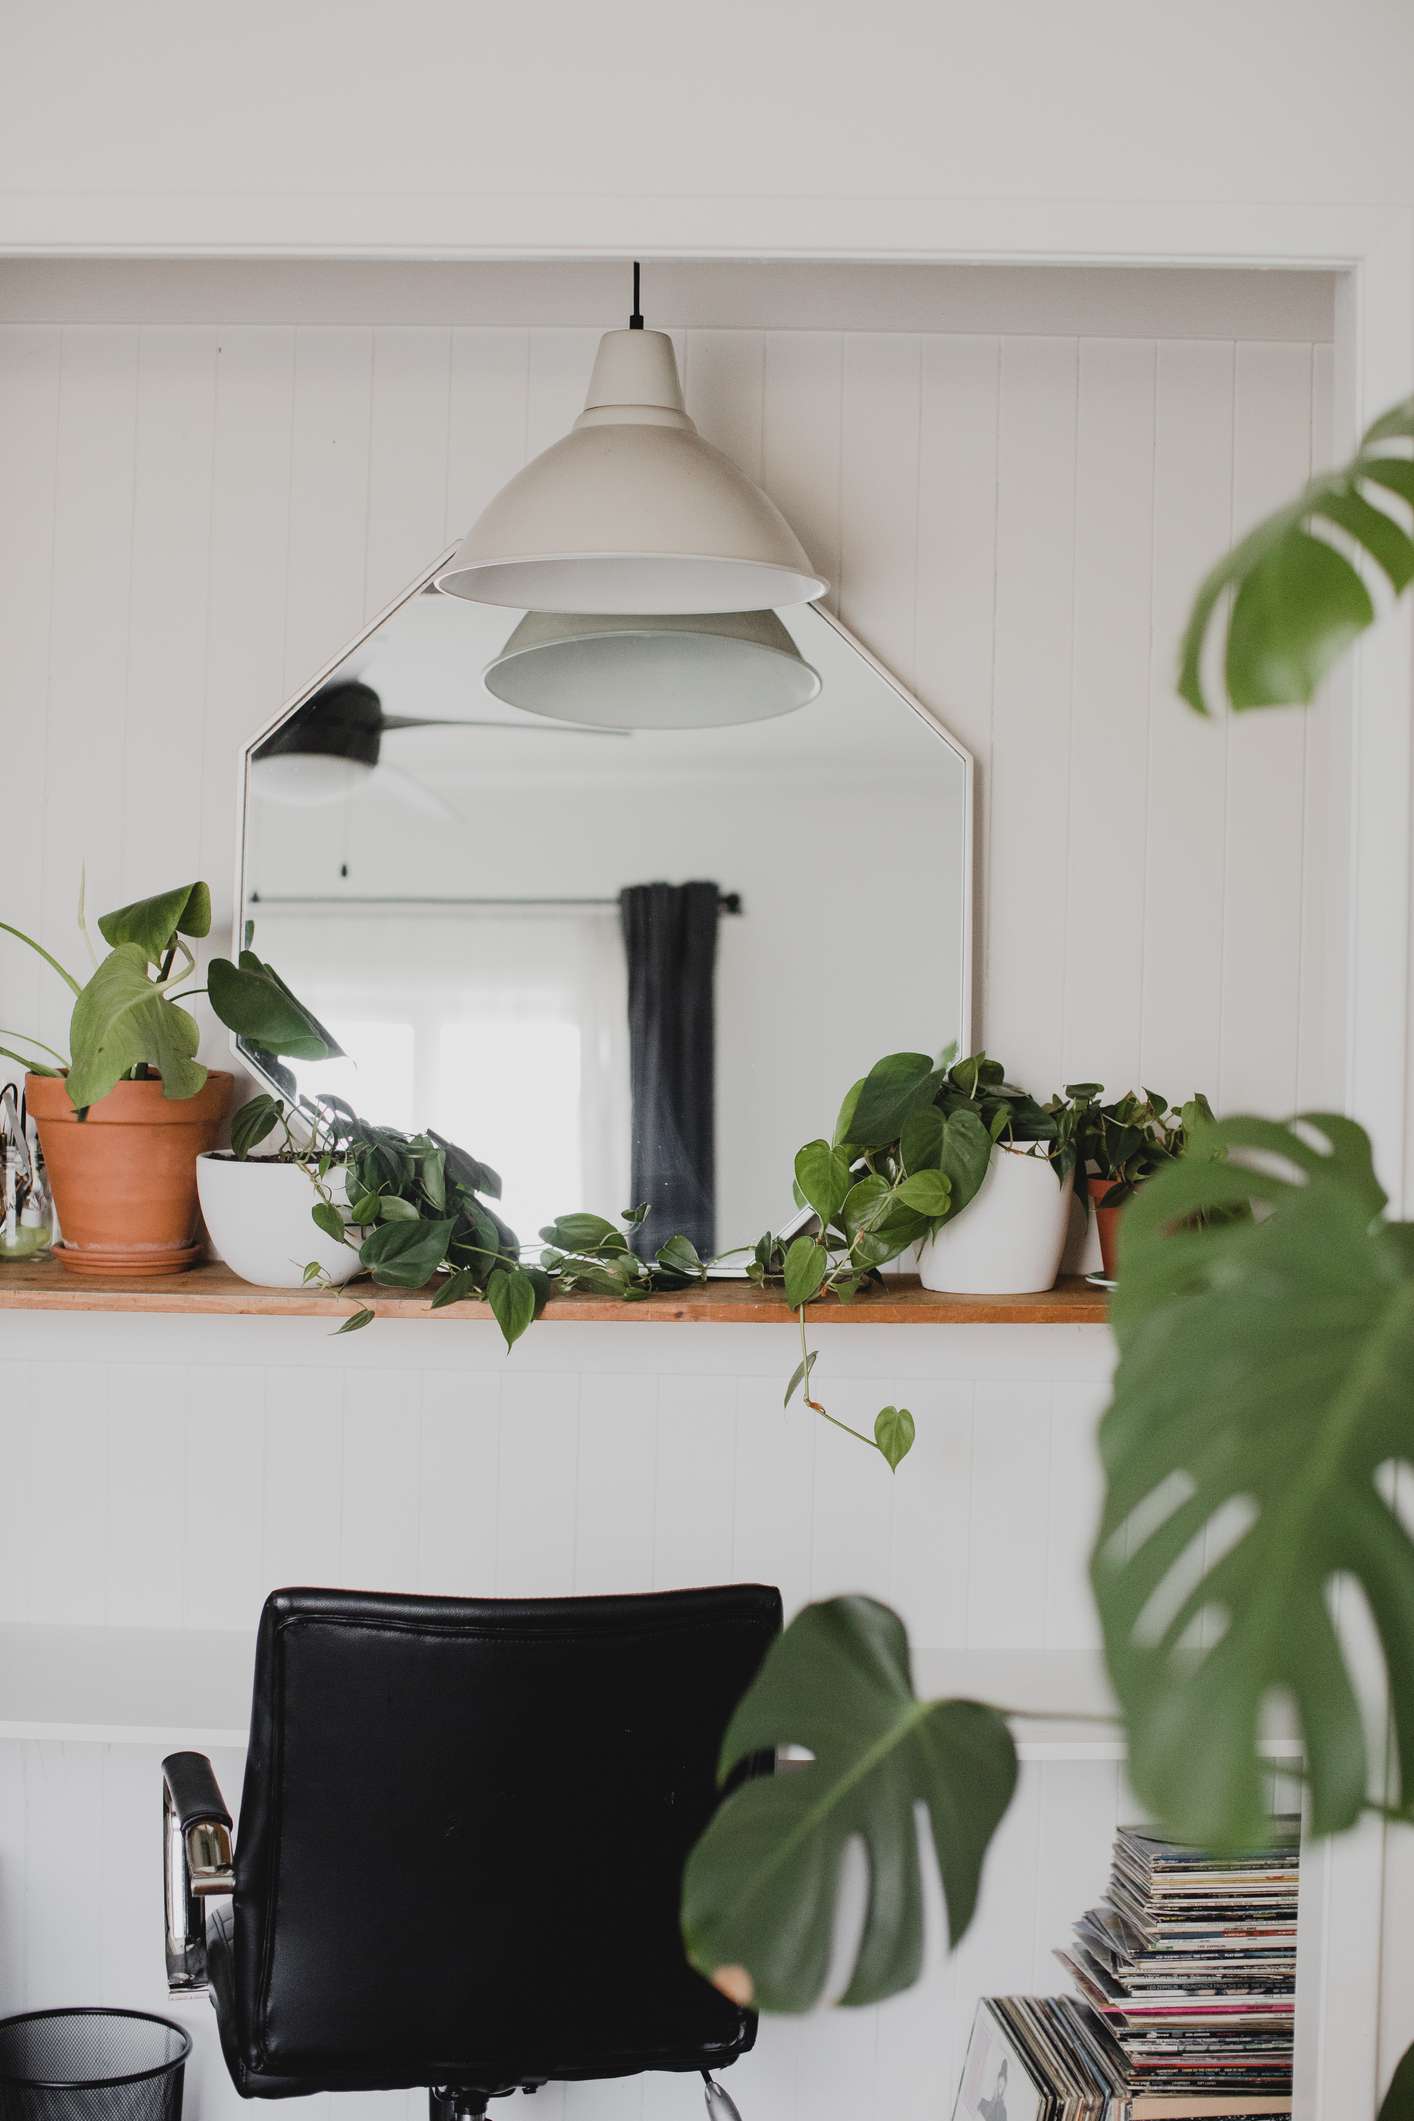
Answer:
230, 1583, 781, 2092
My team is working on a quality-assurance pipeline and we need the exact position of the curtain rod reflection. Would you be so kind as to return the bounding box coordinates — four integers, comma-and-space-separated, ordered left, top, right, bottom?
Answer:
247, 891, 744, 915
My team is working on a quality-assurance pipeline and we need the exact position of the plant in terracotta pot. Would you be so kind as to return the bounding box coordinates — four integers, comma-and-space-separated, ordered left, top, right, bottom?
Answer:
1, 883, 337, 1276
1068, 1085, 1216, 1278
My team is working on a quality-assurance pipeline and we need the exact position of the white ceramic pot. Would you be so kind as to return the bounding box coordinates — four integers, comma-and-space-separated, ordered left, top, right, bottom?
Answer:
197, 1154, 361, 1288
915, 1142, 1070, 1295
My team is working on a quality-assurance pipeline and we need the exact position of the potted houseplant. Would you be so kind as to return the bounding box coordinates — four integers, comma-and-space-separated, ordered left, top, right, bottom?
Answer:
906, 1052, 1078, 1296
2, 883, 336, 1275
1070, 1085, 1215, 1278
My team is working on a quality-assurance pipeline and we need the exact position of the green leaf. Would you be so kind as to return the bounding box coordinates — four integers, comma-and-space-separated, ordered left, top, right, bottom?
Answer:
349, 1189, 380, 1224
1092, 1112, 1414, 1849
207, 952, 343, 1061
376, 1194, 420, 1221
98, 881, 211, 961
845, 1052, 944, 1150
1361, 394, 1414, 447
418, 1145, 447, 1211
334, 1305, 375, 1335
0, 920, 81, 997
656, 1232, 705, 1280
311, 1199, 346, 1244
540, 1210, 621, 1249
359, 1214, 456, 1288
784, 1350, 818, 1408
1362, 454, 1414, 509
230, 1093, 281, 1159
937, 1108, 993, 1217
681, 1597, 1018, 2011
874, 1405, 915, 1471
622, 1201, 650, 1227
66, 944, 206, 1106
1312, 488, 1414, 594
1377, 2038, 1414, 2121
429, 1130, 502, 1202
0, 1044, 62, 1077
840, 1173, 893, 1238
898, 1105, 944, 1173
1226, 529, 1374, 709
895, 1170, 951, 1217
429, 1266, 480, 1309
793, 1139, 853, 1227
487, 1263, 538, 1350
782, 1236, 828, 1308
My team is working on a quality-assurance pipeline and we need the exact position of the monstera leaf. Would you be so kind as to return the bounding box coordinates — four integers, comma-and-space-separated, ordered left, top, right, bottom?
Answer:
681, 1597, 1017, 2012
1093, 1113, 1414, 1848
1179, 393, 1414, 712
98, 881, 211, 962
66, 944, 205, 1107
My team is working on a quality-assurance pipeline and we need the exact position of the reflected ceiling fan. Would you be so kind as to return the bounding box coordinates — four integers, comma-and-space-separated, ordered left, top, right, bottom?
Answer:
253, 679, 624, 814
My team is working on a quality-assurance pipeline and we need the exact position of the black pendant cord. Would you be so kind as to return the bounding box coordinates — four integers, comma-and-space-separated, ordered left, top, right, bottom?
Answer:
629, 259, 644, 330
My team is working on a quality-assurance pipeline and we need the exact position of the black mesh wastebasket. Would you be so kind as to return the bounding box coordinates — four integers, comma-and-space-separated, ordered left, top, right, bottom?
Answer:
0, 2012, 191, 2121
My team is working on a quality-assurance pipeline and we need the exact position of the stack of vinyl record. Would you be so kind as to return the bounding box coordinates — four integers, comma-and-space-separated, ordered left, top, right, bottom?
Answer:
952, 1820, 1299, 2119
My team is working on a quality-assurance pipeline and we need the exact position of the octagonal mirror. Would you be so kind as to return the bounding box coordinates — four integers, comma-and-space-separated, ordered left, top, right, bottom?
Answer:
237, 553, 972, 1259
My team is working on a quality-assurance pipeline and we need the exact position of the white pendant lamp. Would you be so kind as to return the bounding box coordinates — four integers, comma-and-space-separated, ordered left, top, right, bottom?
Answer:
435, 266, 828, 616
483, 609, 822, 729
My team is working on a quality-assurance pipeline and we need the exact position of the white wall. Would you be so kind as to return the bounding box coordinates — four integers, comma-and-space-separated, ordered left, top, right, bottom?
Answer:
4, 0, 1413, 256
0, 260, 1350, 2116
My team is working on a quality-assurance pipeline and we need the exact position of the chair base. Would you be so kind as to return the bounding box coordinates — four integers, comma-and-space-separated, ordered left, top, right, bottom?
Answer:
428, 2071, 743, 2121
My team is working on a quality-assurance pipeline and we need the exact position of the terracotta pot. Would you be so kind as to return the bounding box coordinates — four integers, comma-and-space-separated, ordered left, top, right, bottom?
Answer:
26, 1071, 233, 1276
1087, 1174, 1127, 1280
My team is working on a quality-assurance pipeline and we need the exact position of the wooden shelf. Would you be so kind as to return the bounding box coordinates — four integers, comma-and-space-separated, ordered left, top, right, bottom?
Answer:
0, 1257, 1108, 1325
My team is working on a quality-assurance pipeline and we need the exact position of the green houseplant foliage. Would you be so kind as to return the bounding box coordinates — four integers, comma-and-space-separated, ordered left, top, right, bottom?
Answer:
1093, 1111, 1414, 1848
2, 882, 340, 1107
1179, 392, 1414, 713
681, 1597, 1017, 2013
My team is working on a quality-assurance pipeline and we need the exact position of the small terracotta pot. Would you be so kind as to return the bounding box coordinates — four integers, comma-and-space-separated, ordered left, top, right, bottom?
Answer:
1087, 1174, 1128, 1280
26, 1071, 233, 1276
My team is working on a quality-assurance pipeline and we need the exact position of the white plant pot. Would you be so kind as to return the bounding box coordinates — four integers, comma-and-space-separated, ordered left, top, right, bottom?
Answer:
197, 1153, 361, 1288
915, 1143, 1070, 1296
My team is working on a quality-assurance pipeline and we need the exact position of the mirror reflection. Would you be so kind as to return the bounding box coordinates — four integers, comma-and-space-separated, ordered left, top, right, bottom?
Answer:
241, 579, 969, 1254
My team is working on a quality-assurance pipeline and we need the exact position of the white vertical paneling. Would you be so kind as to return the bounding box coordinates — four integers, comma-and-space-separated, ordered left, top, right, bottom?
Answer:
341, 1368, 423, 1590
986, 339, 1079, 1091
572, 1372, 658, 1593
261, 1365, 345, 1590
524, 328, 600, 459
199, 325, 296, 952
1220, 342, 1313, 1115
653, 1373, 736, 1589
1298, 342, 1350, 1112
887, 1379, 974, 1647
808, 1373, 894, 1599
105, 1362, 188, 1626
184, 1365, 267, 1629
1140, 340, 1234, 1095
495, 1370, 580, 1595
0, 1363, 34, 1620
761, 330, 843, 607
121, 328, 218, 895
418, 1368, 501, 1594
0, 328, 60, 1065
39, 329, 140, 1047
26, 1363, 109, 1625
966, 1383, 1053, 1648
282, 327, 374, 690
839, 332, 922, 687
443, 328, 529, 542
1043, 1379, 1108, 1649
365, 325, 451, 609
732, 1375, 814, 1620
1062, 340, 1156, 1091
686, 328, 766, 482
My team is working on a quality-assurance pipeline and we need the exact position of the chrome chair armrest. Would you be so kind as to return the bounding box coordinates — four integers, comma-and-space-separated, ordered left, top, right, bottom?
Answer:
162, 1751, 234, 1995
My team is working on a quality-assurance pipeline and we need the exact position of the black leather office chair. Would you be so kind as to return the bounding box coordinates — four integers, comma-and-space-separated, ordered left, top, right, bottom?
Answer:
161, 1584, 781, 2121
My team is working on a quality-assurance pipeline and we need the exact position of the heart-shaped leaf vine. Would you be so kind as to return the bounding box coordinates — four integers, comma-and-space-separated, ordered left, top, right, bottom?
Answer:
681, 1596, 1017, 2012
1092, 1111, 1414, 1848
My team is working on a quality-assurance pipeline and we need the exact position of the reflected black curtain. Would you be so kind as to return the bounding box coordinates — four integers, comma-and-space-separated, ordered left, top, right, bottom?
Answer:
619, 881, 720, 1259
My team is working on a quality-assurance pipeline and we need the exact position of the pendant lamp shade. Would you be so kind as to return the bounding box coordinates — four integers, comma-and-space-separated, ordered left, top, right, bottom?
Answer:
483, 609, 822, 729
435, 330, 827, 615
